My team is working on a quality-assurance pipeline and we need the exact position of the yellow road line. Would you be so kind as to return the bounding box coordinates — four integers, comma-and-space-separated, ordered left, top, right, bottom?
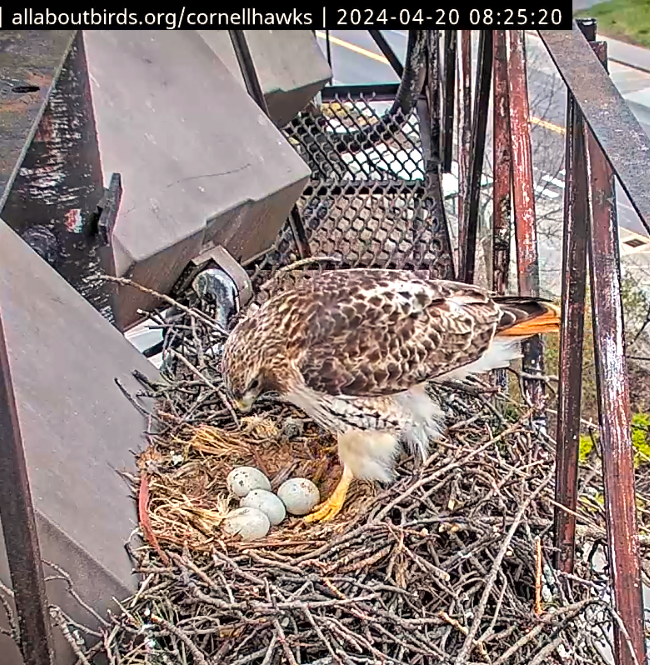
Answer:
529, 116, 565, 134
316, 30, 567, 135
315, 30, 390, 64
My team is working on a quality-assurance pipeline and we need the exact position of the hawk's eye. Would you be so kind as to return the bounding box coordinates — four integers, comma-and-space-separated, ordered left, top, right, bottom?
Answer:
247, 377, 261, 394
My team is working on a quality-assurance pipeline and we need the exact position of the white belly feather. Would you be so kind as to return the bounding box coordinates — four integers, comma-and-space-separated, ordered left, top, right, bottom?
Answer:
285, 382, 445, 483
434, 336, 526, 382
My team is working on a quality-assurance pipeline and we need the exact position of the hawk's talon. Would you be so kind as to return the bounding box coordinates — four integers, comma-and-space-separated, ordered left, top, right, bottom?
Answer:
304, 496, 345, 522
304, 465, 354, 523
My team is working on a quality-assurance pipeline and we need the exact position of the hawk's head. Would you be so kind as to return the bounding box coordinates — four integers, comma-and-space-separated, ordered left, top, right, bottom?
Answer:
220, 304, 300, 414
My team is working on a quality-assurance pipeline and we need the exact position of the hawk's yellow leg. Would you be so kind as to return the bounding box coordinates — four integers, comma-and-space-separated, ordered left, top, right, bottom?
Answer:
304, 465, 354, 522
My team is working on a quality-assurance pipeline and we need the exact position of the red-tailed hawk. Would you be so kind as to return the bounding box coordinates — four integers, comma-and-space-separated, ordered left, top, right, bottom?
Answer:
221, 269, 560, 522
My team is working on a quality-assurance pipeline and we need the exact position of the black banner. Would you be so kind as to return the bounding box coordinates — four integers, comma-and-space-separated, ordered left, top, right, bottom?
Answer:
2, 4, 573, 30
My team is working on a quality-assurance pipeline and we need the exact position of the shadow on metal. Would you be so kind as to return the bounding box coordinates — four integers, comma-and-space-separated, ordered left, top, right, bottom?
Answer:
0, 30, 116, 323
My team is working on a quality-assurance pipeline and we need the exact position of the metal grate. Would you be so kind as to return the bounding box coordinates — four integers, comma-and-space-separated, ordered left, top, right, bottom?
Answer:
244, 93, 454, 303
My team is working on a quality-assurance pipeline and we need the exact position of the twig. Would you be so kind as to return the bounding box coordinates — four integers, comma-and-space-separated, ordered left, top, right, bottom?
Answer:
169, 350, 240, 427
454, 471, 553, 665
50, 605, 92, 665
99, 274, 226, 334
150, 613, 210, 665
534, 536, 543, 615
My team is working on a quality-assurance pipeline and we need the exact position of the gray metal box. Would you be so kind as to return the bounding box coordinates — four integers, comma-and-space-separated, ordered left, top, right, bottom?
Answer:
84, 30, 311, 330
0, 219, 157, 664
198, 30, 332, 127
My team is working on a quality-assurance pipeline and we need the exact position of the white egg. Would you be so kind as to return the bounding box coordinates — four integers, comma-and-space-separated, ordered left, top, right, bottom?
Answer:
241, 489, 286, 525
227, 467, 271, 498
222, 507, 270, 541
277, 478, 320, 516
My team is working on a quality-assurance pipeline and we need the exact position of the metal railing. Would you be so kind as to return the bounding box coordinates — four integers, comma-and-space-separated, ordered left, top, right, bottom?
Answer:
448, 22, 650, 665
1, 26, 650, 665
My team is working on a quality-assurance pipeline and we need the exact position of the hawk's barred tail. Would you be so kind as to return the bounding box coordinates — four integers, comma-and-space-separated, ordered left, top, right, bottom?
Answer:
494, 299, 561, 338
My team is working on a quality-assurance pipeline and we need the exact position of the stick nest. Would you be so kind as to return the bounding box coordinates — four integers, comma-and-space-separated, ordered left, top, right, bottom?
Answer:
67, 271, 650, 664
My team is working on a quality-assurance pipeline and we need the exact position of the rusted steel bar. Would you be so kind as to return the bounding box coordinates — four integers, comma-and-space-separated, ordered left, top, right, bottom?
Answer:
553, 14, 600, 579
457, 30, 472, 274
419, 31, 455, 282
459, 30, 492, 284
553, 95, 589, 574
368, 30, 404, 78
425, 31, 441, 166
586, 40, 646, 665
491, 30, 511, 297
539, 23, 650, 235
441, 30, 456, 174
0, 308, 55, 665
490, 30, 512, 394
507, 30, 545, 410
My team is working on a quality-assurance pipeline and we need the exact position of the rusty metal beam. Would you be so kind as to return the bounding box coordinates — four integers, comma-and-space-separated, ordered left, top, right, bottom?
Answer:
588, 127, 646, 665
441, 30, 456, 174
539, 23, 650, 235
553, 17, 601, 579
425, 31, 442, 166
457, 30, 472, 275
459, 30, 492, 284
0, 305, 55, 664
507, 30, 545, 411
491, 30, 511, 297
554, 95, 589, 574
490, 30, 512, 395
584, 38, 647, 665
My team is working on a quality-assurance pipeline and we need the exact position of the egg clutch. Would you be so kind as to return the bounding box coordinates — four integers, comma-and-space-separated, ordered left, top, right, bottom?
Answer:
223, 466, 321, 540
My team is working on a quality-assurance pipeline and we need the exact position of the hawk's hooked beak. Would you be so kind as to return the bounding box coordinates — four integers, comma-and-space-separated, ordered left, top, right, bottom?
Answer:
234, 395, 255, 413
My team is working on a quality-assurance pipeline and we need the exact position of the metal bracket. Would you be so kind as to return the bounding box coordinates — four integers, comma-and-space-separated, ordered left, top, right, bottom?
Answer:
178, 244, 253, 308
96, 173, 123, 246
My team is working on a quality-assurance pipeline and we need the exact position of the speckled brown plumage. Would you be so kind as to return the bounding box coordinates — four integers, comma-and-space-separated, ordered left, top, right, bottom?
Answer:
222, 269, 555, 401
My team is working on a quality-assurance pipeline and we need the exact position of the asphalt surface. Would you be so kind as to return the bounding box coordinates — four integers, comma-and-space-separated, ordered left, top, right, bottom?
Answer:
316, 30, 650, 240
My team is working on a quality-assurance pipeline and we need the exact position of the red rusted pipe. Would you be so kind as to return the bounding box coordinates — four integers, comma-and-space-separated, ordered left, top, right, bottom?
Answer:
491, 30, 511, 296
457, 30, 472, 274
507, 31, 545, 410
553, 94, 589, 575
587, 40, 646, 665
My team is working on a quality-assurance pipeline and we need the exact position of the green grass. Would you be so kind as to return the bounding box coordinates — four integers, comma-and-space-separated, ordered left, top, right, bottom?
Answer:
575, 0, 650, 49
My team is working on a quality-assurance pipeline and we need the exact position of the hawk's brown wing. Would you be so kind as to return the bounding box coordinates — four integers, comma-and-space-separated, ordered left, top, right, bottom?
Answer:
286, 269, 502, 398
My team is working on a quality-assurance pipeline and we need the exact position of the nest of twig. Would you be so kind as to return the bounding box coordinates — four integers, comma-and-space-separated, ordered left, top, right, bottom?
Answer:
48, 271, 650, 664
138, 413, 380, 553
